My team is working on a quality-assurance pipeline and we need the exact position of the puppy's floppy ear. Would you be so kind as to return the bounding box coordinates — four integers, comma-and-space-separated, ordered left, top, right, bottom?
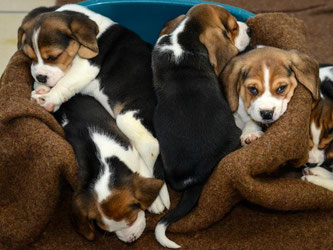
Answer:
220, 56, 244, 112
326, 141, 333, 159
159, 14, 186, 36
17, 6, 59, 49
70, 13, 99, 59
71, 194, 96, 241
288, 49, 320, 101
132, 173, 163, 210
199, 26, 238, 76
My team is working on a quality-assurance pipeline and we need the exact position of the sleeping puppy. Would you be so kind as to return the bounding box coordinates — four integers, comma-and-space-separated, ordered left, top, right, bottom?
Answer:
302, 65, 333, 190
222, 46, 320, 146
18, 4, 169, 213
152, 4, 250, 248
54, 94, 163, 243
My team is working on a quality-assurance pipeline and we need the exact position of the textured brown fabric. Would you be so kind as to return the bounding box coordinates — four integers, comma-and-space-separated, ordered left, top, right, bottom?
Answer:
1, 2, 333, 250
0, 51, 77, 249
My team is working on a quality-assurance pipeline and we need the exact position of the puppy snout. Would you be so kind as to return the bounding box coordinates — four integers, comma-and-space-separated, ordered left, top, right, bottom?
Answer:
260, 110, 273, 120
246, 28, 251, 38
36, 74, 47, 83
306, 163, 318, 168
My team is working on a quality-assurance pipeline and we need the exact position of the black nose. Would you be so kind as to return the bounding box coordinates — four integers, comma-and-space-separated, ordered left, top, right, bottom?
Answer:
246, 28, 251, 38
306, 163, 318, 168
36, 74, 47, 83
260, 110, 273, 120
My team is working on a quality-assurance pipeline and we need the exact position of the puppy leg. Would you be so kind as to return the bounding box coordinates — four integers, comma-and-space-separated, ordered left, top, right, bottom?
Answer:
240, 120, 264, 146
116, 111, 169, 213
302, 175, 333, 191
31, 56, 99, 112
303, 166, 333, 179
116, 110, 159, 171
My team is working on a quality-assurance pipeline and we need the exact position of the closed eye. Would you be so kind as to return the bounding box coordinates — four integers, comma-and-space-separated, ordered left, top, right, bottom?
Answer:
47, 56, 59, 62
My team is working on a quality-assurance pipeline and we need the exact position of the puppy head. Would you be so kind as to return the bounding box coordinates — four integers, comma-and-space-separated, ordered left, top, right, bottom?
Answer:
159, 4, 250, 75
18, 9, 99, 87
307, 100, 333, 166
222, 47, 320, 124
72, 172, 163, 242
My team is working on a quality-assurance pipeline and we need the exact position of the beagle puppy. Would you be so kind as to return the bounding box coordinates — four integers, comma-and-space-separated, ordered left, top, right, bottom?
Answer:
302, 65, 333, 190
54, 94, 163, 243
18, 4, 170, 213
222, 46, 320, 146
152, 4, 250, 248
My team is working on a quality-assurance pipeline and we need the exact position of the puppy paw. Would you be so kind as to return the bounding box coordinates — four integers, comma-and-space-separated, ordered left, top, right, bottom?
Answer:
241, 131, 264, 146
302, 175, 323, 185
303, 167, 333, 179
148, 196, 166, 214
31, 91, 60, 112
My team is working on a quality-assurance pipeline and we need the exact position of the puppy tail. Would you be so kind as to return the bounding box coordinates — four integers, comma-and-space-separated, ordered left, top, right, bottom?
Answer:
154, 184, 204, 248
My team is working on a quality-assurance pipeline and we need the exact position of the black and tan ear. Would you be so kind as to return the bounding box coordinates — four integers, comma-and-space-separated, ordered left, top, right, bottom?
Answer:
199, 27, 238, 76
289, 49, 320, 101
70, 13, 99, 59
326, 141, 333, 159
159, 14, 186, 37
132, 173, 163, 210
220, 56, 244, 112
71, 194, 96, 241
17, 6, 59, 49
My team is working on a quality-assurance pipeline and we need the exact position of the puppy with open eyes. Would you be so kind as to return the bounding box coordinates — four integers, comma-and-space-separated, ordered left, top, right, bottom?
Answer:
18, 4, 169, 213
152, 4, 250, 248
221, 46, 320, 146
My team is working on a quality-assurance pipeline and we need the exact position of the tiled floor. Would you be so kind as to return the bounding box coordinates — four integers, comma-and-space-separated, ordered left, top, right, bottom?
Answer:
0, 0, 55, 74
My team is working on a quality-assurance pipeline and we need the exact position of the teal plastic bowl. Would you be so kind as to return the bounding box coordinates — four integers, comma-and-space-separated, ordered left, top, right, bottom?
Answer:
79, 0, 255, 44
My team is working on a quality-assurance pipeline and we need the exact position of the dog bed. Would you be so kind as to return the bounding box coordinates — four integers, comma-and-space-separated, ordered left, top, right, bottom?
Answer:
0, 1, 333, 249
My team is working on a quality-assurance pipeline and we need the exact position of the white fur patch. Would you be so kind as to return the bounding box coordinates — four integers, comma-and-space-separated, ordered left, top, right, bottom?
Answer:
90, 129, 141, 178
116, 111, 159, 171
31, 28, 65, 87
234, 21, 250, 52
308, 122, 325, 166
157, 17, 188, 63
155, 222, 180, 248
115, 211, 146, 242
319, 66, 333, 82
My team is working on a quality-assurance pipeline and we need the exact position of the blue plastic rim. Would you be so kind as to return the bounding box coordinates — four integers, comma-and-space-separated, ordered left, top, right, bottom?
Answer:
79, 0, 255, 45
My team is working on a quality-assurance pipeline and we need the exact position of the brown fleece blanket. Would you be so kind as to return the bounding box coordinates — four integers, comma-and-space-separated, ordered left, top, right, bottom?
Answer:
1, 3, 333, 250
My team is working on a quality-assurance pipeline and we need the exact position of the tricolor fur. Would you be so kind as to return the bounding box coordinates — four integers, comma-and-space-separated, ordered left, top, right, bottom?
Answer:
222, 46, 320, 146
152, 4, 250, 248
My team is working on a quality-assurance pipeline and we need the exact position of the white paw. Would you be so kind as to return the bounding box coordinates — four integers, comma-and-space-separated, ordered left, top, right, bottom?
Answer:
148, 196, 166, 214
303, 167, 333, 179
31, 91, 61, 112
240, 131, 264, 146
301, 175, 323, 185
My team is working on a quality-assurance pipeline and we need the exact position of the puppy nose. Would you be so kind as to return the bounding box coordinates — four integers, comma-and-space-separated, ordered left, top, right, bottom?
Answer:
36, 74, 47, 83
306, 163, 318, 168
246, 28, 251, 38
260, 110, 273, 120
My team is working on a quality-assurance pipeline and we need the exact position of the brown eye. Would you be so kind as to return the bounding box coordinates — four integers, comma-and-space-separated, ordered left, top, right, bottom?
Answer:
248, 86, 258, 95
276, 85, 287, 94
